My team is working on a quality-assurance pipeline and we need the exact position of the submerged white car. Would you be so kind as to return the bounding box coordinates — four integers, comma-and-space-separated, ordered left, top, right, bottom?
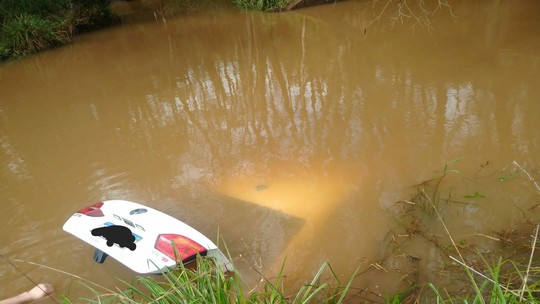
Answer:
63, 200, 232, 274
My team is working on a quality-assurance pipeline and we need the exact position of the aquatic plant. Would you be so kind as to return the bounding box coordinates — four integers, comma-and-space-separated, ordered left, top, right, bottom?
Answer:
385, 160, 540, 302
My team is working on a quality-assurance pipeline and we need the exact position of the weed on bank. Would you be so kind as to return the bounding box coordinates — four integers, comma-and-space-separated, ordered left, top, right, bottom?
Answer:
0, 0, 117, 60
30, 161, 540, 303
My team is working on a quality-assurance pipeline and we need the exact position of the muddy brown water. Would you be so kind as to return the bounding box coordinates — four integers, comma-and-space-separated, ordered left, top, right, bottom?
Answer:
1, 0, 540, 301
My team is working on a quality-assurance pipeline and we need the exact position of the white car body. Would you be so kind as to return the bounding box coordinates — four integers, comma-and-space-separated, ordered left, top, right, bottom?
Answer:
63, 200, 232, 274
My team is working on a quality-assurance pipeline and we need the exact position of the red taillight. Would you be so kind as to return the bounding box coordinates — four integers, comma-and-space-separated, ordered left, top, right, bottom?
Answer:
77, 202, 104, 217
154, 234, 207, 262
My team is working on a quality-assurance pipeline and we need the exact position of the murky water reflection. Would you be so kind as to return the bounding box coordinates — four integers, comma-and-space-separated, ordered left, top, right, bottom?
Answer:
1, 0, 540, 301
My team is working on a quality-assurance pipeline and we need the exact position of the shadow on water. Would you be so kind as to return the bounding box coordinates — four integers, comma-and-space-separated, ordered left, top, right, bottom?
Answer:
176, 192, 305, 283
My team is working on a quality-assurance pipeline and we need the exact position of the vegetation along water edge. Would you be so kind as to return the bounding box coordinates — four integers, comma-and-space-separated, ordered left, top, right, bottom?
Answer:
0, 0, 454, 61
0, 0, 119, 60
3, 160, 538, 303
0, 0, 342, 61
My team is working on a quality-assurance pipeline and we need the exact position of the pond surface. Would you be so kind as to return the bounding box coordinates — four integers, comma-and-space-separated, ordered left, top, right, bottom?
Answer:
1, 0, 540, 301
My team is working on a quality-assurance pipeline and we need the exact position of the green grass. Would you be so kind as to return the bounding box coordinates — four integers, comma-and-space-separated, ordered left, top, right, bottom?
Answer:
386, 251, 540, 303
387, 159, 540, 303
60, 256, 356, 304
6, 159, 538, 303
0, 0, 117, 60
58, 248, 538, 303
58, 160, 540, 303
232, 0, 293, 11
0, 13, 69, 57
0, 0, 297, 60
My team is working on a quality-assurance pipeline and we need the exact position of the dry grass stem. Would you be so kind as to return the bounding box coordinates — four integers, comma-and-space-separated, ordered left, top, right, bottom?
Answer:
474, 233, 501, 242
448, 256, 526, 301
513, 160, 540, 192
519, 224, 539, 300
419, 188, 486, 304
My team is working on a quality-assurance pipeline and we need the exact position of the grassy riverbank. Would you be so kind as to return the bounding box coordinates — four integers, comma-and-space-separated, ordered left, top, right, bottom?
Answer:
0, 0, 118, 60
0, 0, 334, 61
60, 161, 539, 303
0, 0, 449, 61
60, 247, 539, 303
61, 257, 357, 303
232, 0, 293, 11
0, 0, 290, 61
